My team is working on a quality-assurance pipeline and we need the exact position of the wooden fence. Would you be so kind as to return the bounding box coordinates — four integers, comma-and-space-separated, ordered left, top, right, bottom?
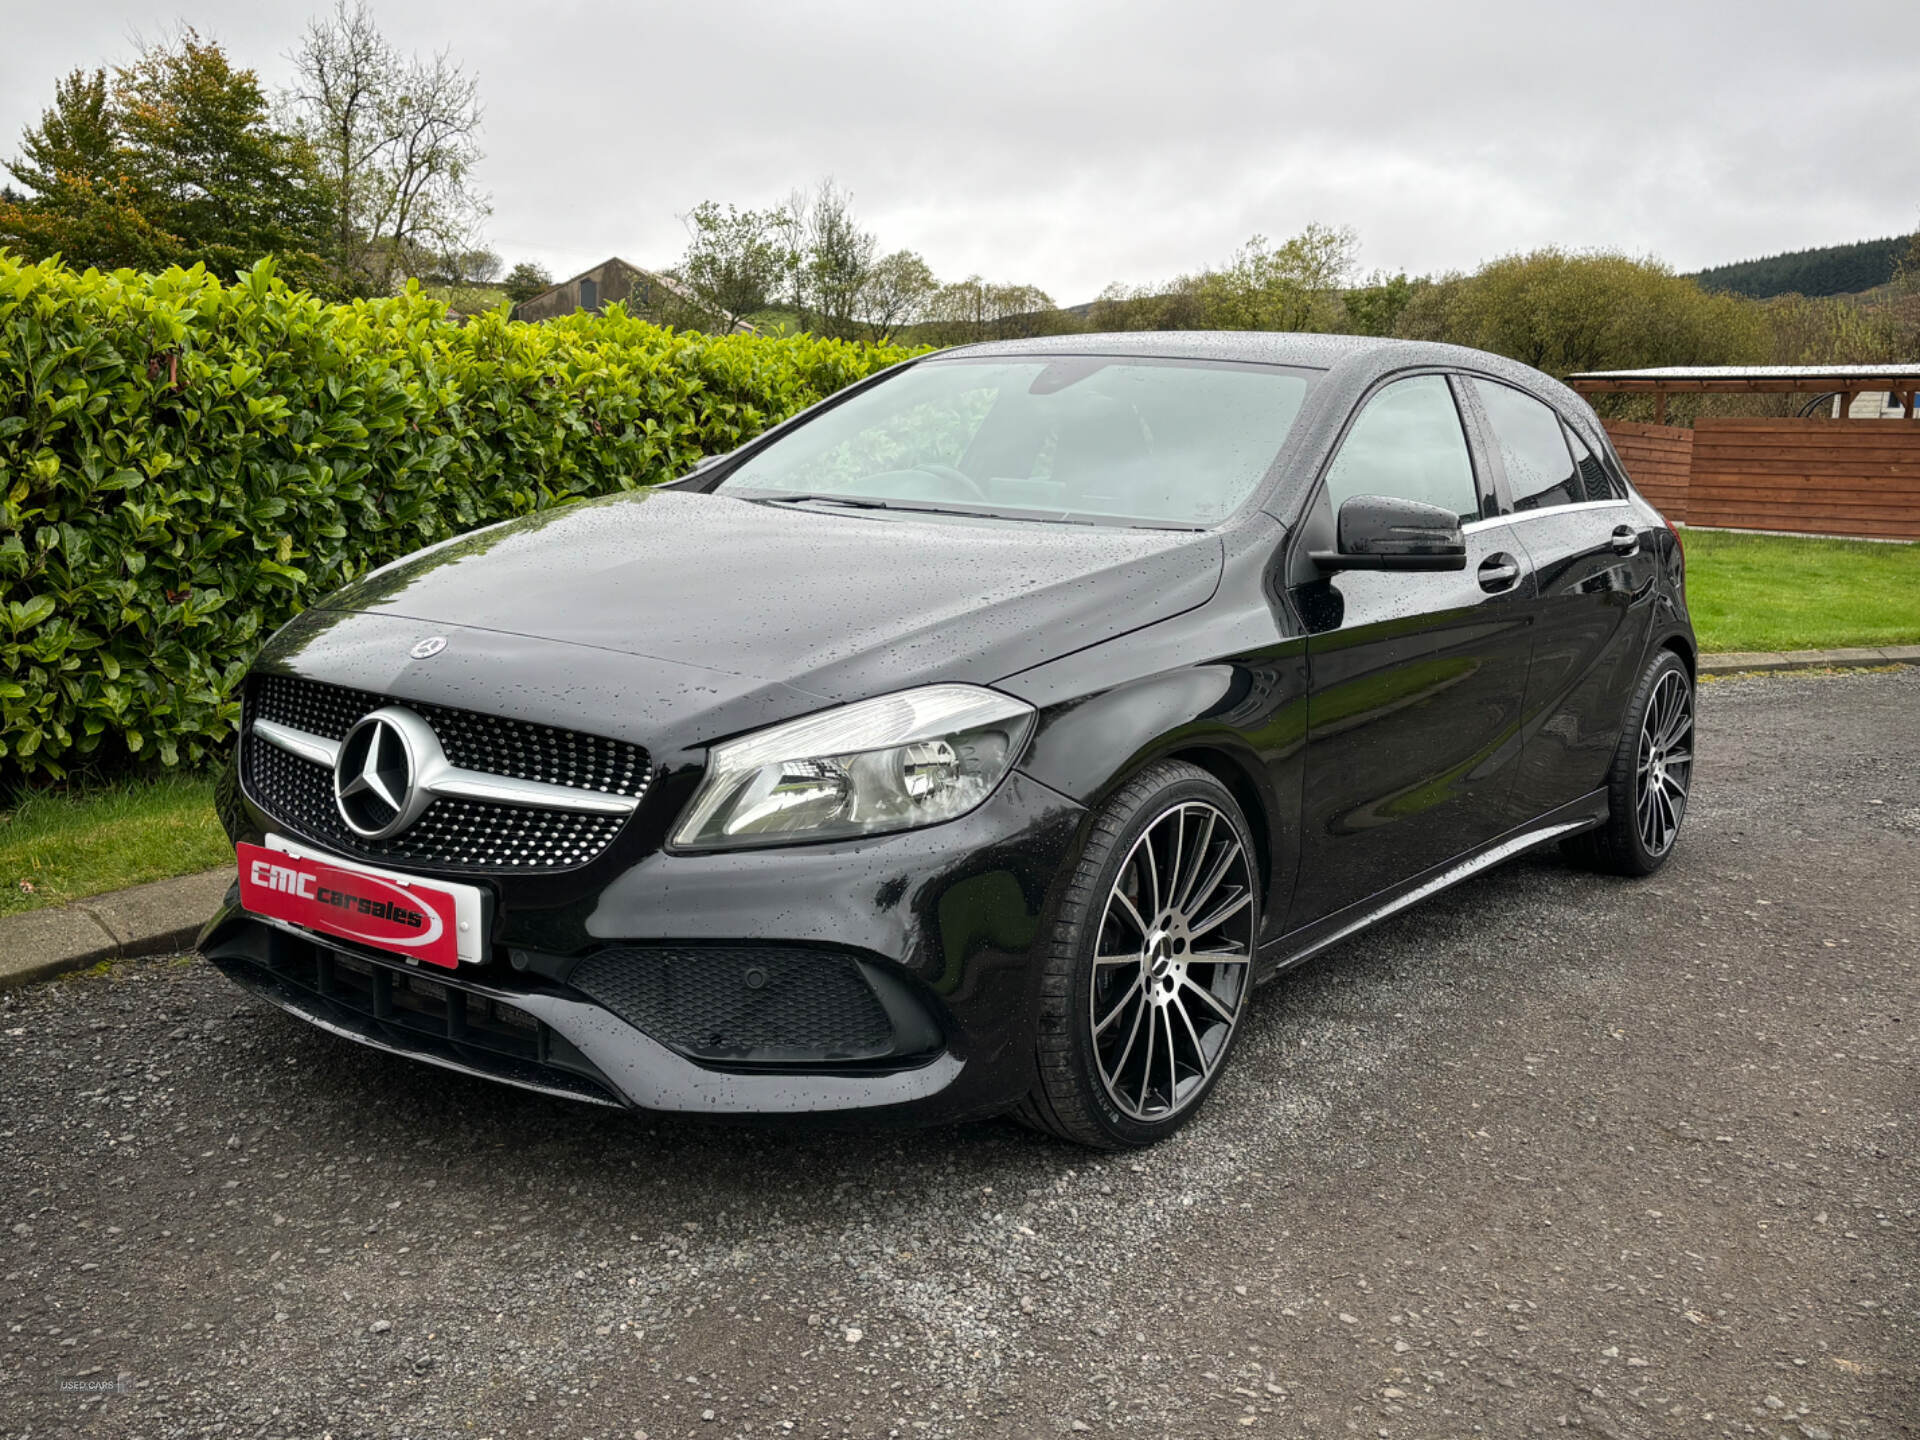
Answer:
1603, 421, 1693, 522
1603, 417, 1920, 540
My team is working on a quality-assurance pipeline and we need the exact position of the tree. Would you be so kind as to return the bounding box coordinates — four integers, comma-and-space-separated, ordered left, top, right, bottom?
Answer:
1192, 224, 1356, 332
1394, 249, 1770, 378
0, 68, 171, 272
288, 1, 489, 295
1343, 271, 1416, 336
671, 200, 794, 331
919, 276, 1064, 345
1762, 293, 1903, 367
435, 246, 499, 286
1082, 224, 1355, 335
0, 37, 333, 284
113, 32, 334, 285
501, 259, 551, 303
856, 249, 936, 342
780, 178, 876, 340
285, 0, 388, 283
1086, 277, 1206, 332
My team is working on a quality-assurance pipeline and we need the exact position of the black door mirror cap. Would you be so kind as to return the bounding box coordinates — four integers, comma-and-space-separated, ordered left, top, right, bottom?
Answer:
1311, 495, 1469, 573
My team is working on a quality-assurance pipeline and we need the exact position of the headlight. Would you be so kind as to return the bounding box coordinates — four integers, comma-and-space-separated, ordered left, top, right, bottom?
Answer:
673, 685, 1036, 850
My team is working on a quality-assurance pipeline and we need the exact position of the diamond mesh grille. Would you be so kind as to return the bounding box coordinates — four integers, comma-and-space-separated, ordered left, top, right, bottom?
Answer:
569, 946, 895, 1062
241, 674, 648, 874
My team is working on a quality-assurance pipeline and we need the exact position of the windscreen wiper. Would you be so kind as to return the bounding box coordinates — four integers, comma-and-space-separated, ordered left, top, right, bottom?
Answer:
758, 493, 999, 519
752, 492, 1202, 531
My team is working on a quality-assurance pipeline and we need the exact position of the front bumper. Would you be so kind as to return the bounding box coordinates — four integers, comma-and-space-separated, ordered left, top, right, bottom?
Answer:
200, 769, 1088, 1126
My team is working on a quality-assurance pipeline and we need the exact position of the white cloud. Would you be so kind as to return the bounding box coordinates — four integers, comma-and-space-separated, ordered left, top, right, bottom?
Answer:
2, 0, 1915, 299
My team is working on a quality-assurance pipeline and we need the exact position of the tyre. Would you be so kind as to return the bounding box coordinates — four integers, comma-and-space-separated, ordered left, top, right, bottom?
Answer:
1563, 647, 1694, 876
1017, 760, 1259, 1149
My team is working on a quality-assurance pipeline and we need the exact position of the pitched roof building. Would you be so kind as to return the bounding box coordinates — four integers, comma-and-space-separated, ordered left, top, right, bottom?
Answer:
511, 257, 753, 332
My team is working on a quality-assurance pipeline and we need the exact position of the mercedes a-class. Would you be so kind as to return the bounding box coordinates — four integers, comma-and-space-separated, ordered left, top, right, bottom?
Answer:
200, 332, 1695, 1148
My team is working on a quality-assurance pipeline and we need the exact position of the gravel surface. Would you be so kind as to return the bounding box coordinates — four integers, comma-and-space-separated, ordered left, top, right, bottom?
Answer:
3, 667, 1916, 1439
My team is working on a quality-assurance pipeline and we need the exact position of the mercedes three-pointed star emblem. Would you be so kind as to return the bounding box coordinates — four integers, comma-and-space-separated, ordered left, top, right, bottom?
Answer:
333, 708, 438, 839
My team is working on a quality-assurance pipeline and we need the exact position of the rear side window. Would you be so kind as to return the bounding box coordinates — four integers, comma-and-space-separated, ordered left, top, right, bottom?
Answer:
1472, 379, 1582, 511
1321, 375, 1479, 525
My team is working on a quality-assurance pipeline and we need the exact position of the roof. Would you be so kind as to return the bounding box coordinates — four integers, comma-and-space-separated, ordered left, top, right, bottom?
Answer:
514, 257, 757, 333
940, 330, 1401, 369
521, 256, 687, 306
1569, 364, 1920, 393
938, 329, 1605, 408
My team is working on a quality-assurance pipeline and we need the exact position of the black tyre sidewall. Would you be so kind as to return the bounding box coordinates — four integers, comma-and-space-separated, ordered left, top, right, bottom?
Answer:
1053, 766, 1259, 1148
1612, 649, 1693, 875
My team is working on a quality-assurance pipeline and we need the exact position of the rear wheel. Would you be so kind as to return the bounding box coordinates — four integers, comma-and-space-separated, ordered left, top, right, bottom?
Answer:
1017, 761, 1258, 1149
1564, 648, 1694, 876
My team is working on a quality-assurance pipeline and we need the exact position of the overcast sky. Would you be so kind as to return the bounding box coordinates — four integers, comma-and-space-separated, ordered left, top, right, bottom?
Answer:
4, 0, 1917, 301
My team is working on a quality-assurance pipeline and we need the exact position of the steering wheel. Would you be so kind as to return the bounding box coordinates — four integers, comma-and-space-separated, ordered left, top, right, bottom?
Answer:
911, 462, 990, 502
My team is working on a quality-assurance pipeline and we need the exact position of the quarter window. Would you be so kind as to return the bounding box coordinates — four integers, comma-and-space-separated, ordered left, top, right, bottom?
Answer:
1321, 375, 1479, 525
1471, 379, 1582, 511
1564, 425, 1620, 501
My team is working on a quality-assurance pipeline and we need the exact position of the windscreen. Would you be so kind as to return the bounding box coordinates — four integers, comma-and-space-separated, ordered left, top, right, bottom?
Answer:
715, 356, 1317, 526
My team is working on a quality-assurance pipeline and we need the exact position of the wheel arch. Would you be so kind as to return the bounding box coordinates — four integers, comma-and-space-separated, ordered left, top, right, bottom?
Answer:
1657, 628, 1696, 682
1159, 743, 1278, 917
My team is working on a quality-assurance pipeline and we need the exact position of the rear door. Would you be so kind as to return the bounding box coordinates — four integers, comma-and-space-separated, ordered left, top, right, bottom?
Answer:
1463, 378, 1660, 822
1284, 373, 1537, 928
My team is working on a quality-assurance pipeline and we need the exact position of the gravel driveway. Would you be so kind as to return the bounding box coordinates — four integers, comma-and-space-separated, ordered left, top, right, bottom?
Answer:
4, 667, 1916, 1440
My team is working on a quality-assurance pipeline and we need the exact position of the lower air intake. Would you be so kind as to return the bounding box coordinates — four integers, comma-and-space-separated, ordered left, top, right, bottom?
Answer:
569, 946, 903, 1064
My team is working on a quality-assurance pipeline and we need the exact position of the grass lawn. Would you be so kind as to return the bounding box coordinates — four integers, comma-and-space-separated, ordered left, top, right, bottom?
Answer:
1681, 528, 1920, 654
0, 774, 230, 918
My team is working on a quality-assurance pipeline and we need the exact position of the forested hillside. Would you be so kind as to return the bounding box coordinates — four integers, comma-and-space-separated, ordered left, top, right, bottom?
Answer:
1695, 235, 1913, 299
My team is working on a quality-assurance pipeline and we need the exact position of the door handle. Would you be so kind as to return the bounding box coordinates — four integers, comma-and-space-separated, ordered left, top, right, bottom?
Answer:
1477, 552, 1521, 593
1610, 525, 1640, 557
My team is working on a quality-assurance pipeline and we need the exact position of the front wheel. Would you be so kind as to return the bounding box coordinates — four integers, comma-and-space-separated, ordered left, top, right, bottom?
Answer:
1017, 761, 1259, 1149
1564, 648, 1694, 876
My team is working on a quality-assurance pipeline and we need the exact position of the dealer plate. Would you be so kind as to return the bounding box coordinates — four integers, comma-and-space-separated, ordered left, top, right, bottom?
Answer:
236, 834, 486, 968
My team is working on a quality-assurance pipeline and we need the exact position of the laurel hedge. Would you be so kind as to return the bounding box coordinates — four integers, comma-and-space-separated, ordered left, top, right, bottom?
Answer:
0, 253, 913, 782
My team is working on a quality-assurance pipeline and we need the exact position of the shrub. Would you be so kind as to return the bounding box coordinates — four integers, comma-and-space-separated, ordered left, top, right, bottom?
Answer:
0, 253, 913, 781
1393, 249, 1771, 379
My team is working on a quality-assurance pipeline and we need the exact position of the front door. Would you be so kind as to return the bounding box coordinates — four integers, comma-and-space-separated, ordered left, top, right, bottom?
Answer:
1286, 373, 1537, 928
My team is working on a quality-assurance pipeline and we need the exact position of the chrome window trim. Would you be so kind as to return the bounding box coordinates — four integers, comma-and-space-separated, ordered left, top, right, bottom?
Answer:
1497, 498, 1632, 524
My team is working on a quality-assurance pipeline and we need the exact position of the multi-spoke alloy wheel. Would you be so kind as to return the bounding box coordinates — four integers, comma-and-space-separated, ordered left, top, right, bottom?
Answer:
1019, 760, 1260, 1148
1090, 801, 1254, 1121
1564, 647, 1694, 877
1635, 669, 1692, 857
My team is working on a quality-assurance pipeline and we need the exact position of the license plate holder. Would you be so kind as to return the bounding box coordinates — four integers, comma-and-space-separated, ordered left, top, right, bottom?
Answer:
237, 835, 486, 968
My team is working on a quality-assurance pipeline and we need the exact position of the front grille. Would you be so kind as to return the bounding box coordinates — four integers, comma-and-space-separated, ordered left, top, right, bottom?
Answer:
241, 674, 648, 874
570, 946, 897, 1064
204, 932, 622, 1107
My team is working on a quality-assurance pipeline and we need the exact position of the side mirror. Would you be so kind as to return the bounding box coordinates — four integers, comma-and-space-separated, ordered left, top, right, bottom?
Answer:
1311, 495, 1468, 572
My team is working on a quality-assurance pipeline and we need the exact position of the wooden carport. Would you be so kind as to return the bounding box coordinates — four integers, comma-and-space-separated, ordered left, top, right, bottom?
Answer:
1568, 364, 1920, 426
1564, 366, 1920, 539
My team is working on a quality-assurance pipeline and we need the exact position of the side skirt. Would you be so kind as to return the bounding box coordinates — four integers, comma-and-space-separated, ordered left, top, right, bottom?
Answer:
1256, 789, 1609, 980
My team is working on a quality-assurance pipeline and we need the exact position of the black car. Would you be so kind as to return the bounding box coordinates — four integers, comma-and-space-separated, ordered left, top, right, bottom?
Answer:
200, 331, 1695, 1149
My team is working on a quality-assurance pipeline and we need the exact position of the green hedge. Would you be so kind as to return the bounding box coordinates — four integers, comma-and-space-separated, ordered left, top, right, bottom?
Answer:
0, 253, 913, 782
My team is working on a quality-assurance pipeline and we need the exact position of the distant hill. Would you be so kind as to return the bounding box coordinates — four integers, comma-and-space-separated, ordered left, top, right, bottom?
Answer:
1694, 235, 1914, 299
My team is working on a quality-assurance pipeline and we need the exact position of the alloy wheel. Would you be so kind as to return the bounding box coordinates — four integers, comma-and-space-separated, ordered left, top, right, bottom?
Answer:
1089, 800, 1255, 1122
1636, 669, 1693, 857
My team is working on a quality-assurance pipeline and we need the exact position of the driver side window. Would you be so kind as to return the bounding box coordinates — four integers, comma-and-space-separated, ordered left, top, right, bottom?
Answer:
1322, 375, 1480, 526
